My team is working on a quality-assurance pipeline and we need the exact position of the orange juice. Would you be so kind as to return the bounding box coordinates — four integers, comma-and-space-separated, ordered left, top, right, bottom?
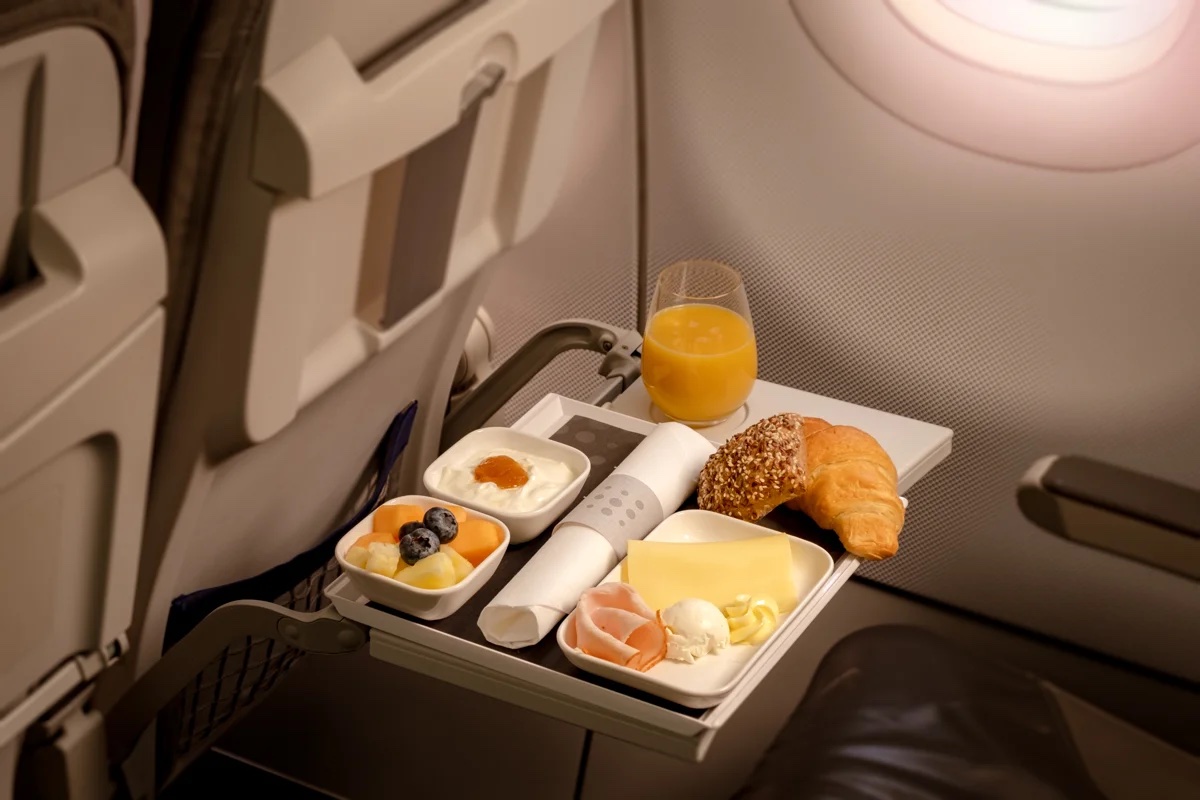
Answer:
642, 303, 757, 423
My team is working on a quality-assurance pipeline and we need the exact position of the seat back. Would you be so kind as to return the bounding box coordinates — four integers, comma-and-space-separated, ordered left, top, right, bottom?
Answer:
113, 0, 617, 788
0, 1, 163, 797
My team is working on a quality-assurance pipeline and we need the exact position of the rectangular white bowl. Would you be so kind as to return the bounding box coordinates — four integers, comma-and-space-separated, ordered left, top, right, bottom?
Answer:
557, 510, 834, 708
423, 427, 591, 543
335, 495, 510, 621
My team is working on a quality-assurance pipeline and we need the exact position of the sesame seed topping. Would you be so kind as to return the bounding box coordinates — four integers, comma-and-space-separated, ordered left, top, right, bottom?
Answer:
698, 413, 809, 521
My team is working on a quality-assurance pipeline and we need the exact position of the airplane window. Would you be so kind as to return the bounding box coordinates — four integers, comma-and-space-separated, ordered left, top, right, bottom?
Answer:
889, 0, 1191, 84
793, 0, 1200, 169
939, 0, 1182, 48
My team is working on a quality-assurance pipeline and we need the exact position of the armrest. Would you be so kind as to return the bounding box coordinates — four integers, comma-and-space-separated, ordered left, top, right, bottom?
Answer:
1017, 455, 1199, 581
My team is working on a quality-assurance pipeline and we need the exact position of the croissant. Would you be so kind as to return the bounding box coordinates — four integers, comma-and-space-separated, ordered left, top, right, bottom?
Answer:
785, 418, 904, 559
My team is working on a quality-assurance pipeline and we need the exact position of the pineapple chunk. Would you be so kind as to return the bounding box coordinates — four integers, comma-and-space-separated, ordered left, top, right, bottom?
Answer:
345, 545, 370, 569
365, 542, 400, 577
443, 546, 474, 583
393, 552, 456, 590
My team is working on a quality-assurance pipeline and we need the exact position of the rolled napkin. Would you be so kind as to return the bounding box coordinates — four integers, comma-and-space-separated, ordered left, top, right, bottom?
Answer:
478, 422, 716, 649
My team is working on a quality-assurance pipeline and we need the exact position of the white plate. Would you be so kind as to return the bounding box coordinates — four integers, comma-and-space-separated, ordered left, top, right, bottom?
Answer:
335, 495, 510, 621
556, 510, 835, 708
423, 427, 591, 543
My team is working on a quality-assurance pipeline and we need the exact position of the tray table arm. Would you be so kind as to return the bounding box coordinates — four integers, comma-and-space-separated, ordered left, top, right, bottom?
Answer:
441, 319, 641, 449
102, 602, 367, 774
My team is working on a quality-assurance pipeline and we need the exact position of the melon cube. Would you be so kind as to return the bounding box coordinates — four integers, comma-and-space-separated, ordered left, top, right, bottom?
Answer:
393, 552, 456, 590
365, 542, 400, 577
373, 503, 424, 535
447, 519, 503, 567
353, 531, 396, 550
443, 546, 475, 583
443, 504, 470, 526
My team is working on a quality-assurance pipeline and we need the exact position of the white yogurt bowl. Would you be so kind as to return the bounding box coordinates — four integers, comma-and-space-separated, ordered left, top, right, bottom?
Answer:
423, 428, 591, 543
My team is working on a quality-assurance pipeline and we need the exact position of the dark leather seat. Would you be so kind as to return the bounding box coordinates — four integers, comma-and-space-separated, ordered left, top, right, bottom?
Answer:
738, 625, 1196, 800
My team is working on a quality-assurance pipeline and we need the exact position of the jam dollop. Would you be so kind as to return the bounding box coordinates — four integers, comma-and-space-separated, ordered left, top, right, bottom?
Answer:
473, 455, 529, 489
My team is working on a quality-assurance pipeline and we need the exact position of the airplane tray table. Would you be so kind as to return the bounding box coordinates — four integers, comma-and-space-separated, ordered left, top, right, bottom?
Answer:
327, 388, 952, 761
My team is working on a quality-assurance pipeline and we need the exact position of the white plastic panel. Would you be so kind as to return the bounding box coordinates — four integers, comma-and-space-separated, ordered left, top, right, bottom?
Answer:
0, 439, 113, 699
246, 178, 372, 443
0, 25, 120, 291
259, 0, 464, 76
0, 26, 158, 436
253, 0, 617, 198
217, 1, 611, 448
0, 15, 165, 733
0, 28, 119, 202
0, 313, 162, 711
0, 55, 37, 282
491, 18, 601, 244
0, 169, 166, 436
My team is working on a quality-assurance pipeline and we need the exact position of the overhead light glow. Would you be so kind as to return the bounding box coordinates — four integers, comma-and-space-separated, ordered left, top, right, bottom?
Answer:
940, 0, 1183, 48
794, 0, 1200, 169
890, 0, 1192, 83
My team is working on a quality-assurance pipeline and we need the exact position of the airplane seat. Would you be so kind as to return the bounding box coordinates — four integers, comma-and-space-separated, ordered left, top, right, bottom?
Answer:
0, 1, 164, 798
737, 624, 1200, 800
85, 0, 619, 795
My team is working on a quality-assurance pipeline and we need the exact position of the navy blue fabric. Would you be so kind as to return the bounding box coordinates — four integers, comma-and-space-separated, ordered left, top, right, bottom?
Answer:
162, 402, 418, 651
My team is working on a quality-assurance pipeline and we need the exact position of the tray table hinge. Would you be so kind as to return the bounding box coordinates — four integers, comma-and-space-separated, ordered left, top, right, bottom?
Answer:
593, 329, 643, 405
274, 604, 371, 654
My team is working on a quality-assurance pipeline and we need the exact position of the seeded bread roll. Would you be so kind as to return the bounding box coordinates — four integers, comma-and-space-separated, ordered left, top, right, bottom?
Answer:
697, 413, 809, 522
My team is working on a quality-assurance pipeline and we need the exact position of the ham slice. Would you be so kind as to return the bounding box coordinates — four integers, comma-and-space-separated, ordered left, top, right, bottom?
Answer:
574, 583, 667, 672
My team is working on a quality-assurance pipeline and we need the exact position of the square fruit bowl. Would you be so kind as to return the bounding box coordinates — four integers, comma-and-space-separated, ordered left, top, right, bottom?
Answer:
422, 427, 591, 543
335, 495, 510, 621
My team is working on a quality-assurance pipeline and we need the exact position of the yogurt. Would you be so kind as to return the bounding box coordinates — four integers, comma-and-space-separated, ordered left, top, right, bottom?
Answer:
436, 448, 577, 513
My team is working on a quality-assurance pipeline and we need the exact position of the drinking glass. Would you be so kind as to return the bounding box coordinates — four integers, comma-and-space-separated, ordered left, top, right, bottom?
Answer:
642, 260, 757, 426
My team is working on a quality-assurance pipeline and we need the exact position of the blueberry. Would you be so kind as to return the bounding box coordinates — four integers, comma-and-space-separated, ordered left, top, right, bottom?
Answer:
399, 521, 425, 540
399, 528, 440, 565
423, 507, 458, 544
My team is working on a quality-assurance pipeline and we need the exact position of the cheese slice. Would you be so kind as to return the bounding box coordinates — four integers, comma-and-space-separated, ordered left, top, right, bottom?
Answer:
622, 536, 798, 613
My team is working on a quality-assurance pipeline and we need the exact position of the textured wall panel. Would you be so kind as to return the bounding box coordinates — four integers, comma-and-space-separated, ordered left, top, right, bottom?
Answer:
641, 0, 1200, 680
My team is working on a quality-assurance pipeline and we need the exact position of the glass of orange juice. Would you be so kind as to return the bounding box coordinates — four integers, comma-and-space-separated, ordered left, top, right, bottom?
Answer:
642, 260, 757, 426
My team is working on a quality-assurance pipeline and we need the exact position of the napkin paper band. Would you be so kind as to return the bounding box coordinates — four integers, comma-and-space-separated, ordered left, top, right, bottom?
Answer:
555, 473, 664, 559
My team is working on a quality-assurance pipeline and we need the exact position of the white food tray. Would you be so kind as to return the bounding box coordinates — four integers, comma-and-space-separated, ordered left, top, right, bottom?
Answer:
558, 509, 835, 708
327, 391, 952, 761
